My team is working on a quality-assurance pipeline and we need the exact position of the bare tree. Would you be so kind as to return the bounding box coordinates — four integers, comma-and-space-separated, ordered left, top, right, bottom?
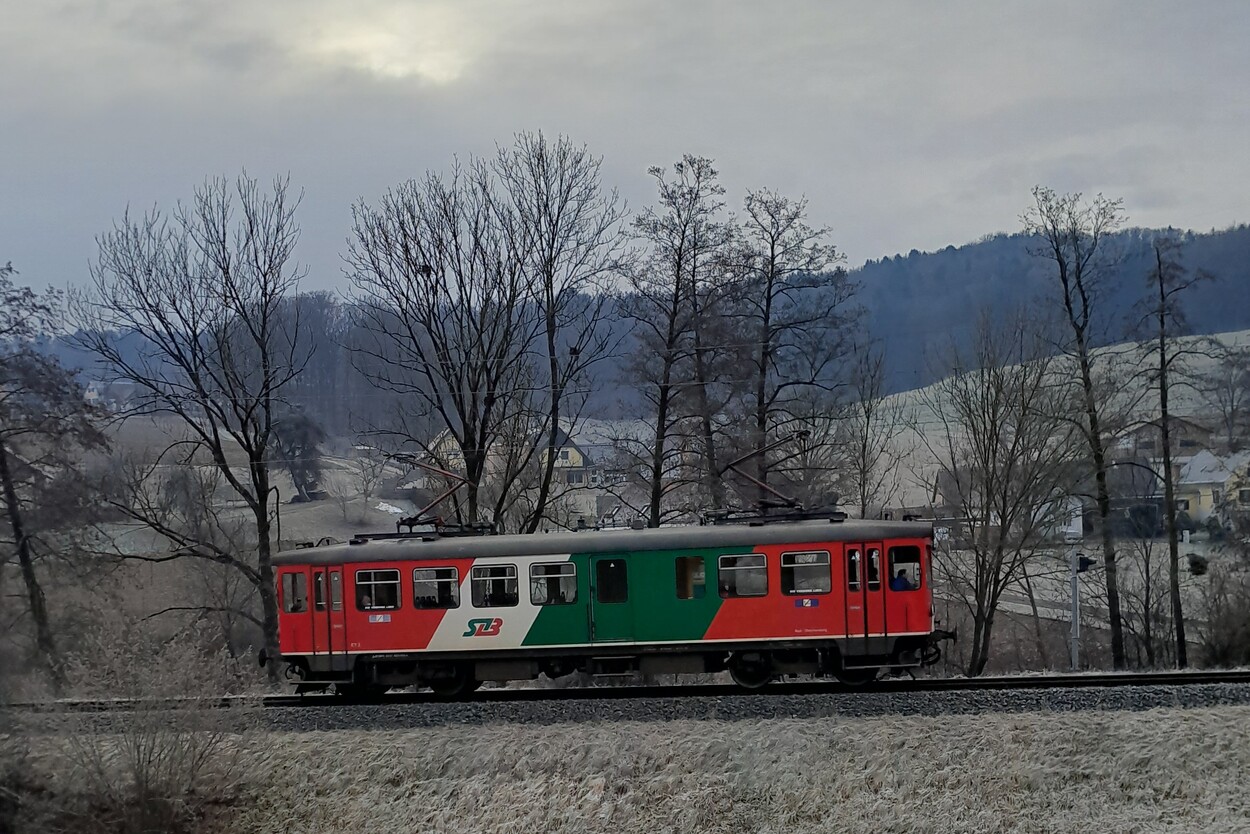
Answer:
1137, 233, 1212, 667
493, 132, 629, 531
736, 188, 853, 510
1023, 186, 1131, 669
75, 173, 307, 682
1199, 343, 1250, 452
1, 265, 108, 690
625, 156, 730, 525
840, 344, 910, 517
918, 310, 1082, 676
347, 161, 540, 528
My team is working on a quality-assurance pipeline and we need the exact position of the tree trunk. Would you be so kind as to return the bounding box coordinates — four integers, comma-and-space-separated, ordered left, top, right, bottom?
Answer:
0, 438, 65, 691
1021, 564, 1051, 669
254, 503, 281, 686
1077, 344, 1127, 669
648, 375, 673, 529
966, 611, 993, 677
1157, 266, 1187, 667
526, 305, 562, 533
689, 296, 723, 510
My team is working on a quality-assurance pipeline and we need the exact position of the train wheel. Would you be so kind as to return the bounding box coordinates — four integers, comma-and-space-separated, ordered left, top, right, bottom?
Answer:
835, 668, 878, 686
728, 657, 773, 690
427, 665, 479, 698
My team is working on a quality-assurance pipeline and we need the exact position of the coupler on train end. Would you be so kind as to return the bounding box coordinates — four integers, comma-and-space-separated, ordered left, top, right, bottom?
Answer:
923, 629, 957, 666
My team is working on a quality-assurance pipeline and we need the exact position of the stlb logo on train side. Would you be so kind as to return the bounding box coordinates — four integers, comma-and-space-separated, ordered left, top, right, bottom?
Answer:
463, 617, 504, 637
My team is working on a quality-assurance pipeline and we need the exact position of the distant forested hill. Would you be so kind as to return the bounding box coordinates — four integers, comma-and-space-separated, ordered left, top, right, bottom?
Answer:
856, 225, 1250, 392
41, 225, 1249, 430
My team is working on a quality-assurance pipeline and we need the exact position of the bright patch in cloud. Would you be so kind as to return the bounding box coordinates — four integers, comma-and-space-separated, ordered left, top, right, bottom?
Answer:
294, 6, 475, 83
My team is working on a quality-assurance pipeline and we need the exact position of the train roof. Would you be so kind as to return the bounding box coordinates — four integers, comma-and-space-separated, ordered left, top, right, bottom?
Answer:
272, 518, 933, 567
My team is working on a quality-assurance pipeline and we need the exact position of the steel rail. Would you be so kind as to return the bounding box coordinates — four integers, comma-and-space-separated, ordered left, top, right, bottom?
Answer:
8, 669, 1250, 713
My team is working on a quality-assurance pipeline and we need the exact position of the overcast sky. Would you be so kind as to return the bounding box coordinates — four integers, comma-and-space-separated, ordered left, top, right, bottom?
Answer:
4, 0, 1248, 291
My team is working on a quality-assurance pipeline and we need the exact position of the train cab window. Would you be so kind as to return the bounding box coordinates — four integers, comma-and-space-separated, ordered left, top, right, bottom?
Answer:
675, 556, 706, 600
531, 563, 577, 605
847, 549, 861, 592
866, 548, 882, 591
355, 569, 400, 610
889, 546, 923, 591
313, 572, 326, 611
413, 567, 460, 609
330, 572, 342, 611
718, 554, 767, 598
781, 552, 831, 595
282, 573, 308, 613
596, 559, 628, 604
472, 565, 519, 608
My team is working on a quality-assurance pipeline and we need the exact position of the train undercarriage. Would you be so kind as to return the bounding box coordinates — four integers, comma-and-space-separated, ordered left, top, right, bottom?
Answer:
276, 631, 954, 698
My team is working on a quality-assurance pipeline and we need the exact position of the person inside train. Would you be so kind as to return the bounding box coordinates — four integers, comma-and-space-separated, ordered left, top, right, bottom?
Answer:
890, 569, 914, 591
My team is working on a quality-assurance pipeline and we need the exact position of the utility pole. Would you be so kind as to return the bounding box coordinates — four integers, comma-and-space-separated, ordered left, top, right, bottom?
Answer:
1070, 550, 1094, 671
1070, 547, 1080, 671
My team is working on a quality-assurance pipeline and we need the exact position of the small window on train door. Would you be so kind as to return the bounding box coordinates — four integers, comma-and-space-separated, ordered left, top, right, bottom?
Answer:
282, 573, 308, 613
355, 569, 400, 610
472, 565, 519, 608
413, 567, 460, 609
867, 548, 881, 591
531, 563, 577, 605
781, 551, 831, 595
889, 546, 923, 591
675, 556, 706, 600
330, 572, 342, 611
313, 571, 326, 611
718, 554, 767, 598
847, 549, 861, 592
596, 559, 629, 604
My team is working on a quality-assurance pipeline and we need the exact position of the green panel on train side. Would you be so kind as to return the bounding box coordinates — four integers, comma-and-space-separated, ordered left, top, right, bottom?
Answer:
522, 553, 593, 647
629, 546, 752, 643
522, 545, 754, 647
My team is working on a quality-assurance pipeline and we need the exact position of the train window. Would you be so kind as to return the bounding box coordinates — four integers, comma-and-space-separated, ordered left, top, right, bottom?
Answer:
867, 549, 881, 591
472, 565, 519, 608
531, 563, 577, 605
781, 551, 831, 595
847, 549, 861, 591
413, 567, 460, 609
596, 559, 628, 604
355, 569, 400, 610
718, 554, 767, 598
889, 546, 923, 591
282, 573, 308, 613
330, 572, 342, 611
313, 572, 326, 611
675, 556, 706, 600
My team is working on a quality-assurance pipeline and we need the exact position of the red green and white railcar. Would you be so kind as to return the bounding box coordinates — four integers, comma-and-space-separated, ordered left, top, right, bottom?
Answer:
271, 518, 948, 695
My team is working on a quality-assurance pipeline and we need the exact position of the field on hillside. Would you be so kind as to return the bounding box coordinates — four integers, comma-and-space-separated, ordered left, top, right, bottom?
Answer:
171, 706, 1250, 832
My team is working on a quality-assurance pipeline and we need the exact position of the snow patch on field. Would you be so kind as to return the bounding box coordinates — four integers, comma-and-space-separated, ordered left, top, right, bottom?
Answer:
374, 502, 405, 515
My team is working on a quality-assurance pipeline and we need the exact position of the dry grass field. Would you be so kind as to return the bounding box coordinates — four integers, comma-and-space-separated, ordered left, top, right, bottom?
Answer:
199, 705, 1250, 833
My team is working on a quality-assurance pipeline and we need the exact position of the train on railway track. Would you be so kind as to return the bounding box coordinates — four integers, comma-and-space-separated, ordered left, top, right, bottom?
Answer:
268, 512, 954, 697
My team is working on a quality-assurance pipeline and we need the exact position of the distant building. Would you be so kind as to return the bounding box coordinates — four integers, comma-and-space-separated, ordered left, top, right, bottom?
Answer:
1178, 449, 1250, 524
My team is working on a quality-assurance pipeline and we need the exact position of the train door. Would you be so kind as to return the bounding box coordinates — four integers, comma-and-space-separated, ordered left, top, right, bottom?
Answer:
843, 546, 867, 657
311, 567, 349, 671
589, 556, 632, 642
862, 542, 887, 646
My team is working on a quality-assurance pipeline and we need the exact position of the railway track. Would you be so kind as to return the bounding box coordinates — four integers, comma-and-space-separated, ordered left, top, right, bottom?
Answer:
10, 669, 1250, 713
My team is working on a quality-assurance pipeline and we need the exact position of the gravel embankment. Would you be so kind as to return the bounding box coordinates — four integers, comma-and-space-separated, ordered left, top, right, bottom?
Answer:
266, 682, 1250, 731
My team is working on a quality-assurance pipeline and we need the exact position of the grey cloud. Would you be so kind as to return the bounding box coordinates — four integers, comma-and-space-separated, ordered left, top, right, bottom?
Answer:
2, 1, 1247, 290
